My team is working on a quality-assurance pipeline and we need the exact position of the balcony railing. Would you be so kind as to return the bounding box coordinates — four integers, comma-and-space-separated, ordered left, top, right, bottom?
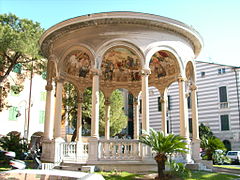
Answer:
220, 102, 229, 109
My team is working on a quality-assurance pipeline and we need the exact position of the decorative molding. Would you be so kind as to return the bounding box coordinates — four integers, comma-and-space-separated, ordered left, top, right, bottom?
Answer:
45, 84, 53, 91
90, 68, 101, 76
141, 68, 151, 76
41, 16, 202, 57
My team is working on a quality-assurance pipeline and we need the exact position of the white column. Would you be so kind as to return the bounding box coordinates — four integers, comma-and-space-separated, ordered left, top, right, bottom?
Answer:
161, 93, 168, 135
53, 78, 63, 139
178, 76, 192, 163
178, 76, 189, 139
133, 97, 139, 140
191, 84, 201, 161
76, 94, 83, 141
141, 69, 150, 133
43, 83, 54, 140
91, 69, 100, 138
104, 98, 111, 140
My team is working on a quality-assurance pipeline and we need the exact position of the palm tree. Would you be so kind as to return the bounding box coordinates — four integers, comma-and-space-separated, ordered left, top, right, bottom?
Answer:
201, 136, 226, 160
139, 129, 188, 180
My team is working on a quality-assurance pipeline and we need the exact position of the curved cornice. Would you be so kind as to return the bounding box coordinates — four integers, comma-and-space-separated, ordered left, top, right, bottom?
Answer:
40, 11, 203, 58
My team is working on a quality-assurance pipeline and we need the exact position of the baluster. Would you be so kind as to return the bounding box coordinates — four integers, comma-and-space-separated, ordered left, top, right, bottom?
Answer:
118, 142, 122, 160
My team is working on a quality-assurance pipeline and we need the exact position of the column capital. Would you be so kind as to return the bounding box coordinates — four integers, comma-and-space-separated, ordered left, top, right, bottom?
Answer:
177, 76, 187, 82
160, 97, 167, 103
133, 97, 139, 105
91, 68, 101, 76
141, 68, 151, 76
104, 98, 111, 106
78, 96, 84, 104
45, 84, 53, 91
55, 77, 64, 83
190, 84, 197, 91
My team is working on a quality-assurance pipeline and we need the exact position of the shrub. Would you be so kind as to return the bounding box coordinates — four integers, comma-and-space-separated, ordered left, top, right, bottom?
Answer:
169, 161, 192, 178
0, 132, 28, 159
212, 150, 231, 165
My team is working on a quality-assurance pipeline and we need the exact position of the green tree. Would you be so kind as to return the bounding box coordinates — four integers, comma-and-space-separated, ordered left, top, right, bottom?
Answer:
62, 84, 127, 139
140, 129, 188, 180
0, 13, 45, 110
201, 136, 226, 160
199, 123, 213, 140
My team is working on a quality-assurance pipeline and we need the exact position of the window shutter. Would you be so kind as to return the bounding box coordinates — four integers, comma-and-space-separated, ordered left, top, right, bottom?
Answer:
9, 107, 18, 121
219, 86, 227, 102
158, 97, 161, 111
221, 115, 229, 131
189, 118, 193, 133
139, 99, 142, 114
39, 110, 45, 124
168, 95, 171, 110
187, 94, 191, 109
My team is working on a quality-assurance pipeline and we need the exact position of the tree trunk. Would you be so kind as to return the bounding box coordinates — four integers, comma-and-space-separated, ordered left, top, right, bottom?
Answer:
156, 159, 165, 180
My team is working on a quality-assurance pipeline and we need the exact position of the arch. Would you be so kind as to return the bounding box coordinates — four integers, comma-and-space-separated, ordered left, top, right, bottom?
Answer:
185, 60, 196, 83
145, 44, 184, 76
223, 140, 232, 151
96, 39, 145, 68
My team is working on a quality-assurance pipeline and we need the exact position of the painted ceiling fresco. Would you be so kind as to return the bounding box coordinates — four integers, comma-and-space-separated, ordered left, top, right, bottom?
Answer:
186, 62, 194, 80
64, 50, 91, 78
149, 51, 178, 79
101, 47, 141, 82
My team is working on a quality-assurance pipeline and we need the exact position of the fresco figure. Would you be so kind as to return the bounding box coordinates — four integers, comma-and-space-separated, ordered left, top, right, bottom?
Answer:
65, 51, 91, 78
101, 47, 141, 82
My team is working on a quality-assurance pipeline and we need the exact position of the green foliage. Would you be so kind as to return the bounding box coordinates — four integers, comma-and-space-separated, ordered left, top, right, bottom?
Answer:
100, 89, 128, 137
169, 161, 192, 178
0, 13, 43, 58
98, 171, 143, 180
0, 132, 28, 158
212, 150, 231, 165
10, 84, 23, 94
201, 136, 226, 160
199, 123, 213, 140
0, 13, 45, 111
140, 129, 188, 155
139, 128, 188, 179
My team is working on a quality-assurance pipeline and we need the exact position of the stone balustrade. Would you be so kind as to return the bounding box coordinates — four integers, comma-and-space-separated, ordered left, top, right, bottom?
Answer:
99, 139, 142, 160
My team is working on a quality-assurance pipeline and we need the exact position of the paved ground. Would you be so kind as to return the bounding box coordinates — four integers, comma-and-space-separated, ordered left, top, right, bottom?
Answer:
0, 169, 105, 180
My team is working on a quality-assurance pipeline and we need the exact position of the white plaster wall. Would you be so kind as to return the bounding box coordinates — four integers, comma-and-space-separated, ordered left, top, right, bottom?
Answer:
0, 73, 46, 138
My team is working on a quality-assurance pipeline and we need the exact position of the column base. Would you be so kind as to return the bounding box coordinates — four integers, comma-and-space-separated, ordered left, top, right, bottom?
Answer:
191, 138, 201, 161
88, 137, 99, 163
183, 139, 194, 164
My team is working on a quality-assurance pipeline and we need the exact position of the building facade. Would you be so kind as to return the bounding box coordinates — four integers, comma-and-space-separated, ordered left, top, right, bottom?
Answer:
146, 60, 240, 150
0, 70, 46, 139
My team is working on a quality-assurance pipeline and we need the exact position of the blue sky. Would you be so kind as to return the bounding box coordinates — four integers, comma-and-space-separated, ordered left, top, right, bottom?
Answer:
1, 0, 240, 66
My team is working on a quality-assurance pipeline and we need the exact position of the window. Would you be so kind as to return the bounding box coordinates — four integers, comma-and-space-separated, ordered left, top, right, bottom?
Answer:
221, 114, 229, 131
41, 72, 47, 80
200, 72, 205, 77
219, 86, 228, 109
168, 95, 171, 110
158, 97, 161, 111
40, 92, 46, 101
8, 106, 18, 121
187, 95, 191, 109
12, 64, 22, 74
218, 68, 226, 75
139, 99, 142, 114
39, 110, 45, 124
189, 118, 193, 134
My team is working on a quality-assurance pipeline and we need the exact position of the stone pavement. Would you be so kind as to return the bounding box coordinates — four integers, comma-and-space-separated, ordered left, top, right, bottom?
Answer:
0, 169, 104, 179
